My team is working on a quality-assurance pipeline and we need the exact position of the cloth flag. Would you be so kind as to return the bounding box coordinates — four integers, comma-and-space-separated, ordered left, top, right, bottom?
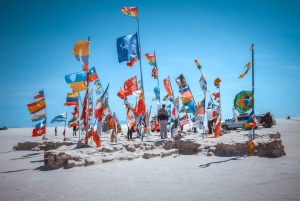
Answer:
88, 67, 98, 82
239, 61, 252, 79
117, 33, 140, 63
32, 126, 46, 137
212, 92, 220, 100
73, 41, 89, 64
176, 74, 188, 89
94, 79, 104, 96
65, 71, 88, 92
94, 95, 105, 120
133, 98, 146, 117
133, 88, 143, 98
123, 76, 138, 97
97, 121, 103, 137
163, 77, 173, 96
166, 104, 171, 117
92, 129, 101, 148
214, 77, 221, 88
151, 66, 158, 79
121, 6, 138, 18
179, 114, 189, 126
35, 118, 46, 129
51, 113, 66, 123
64, 92, 79, 106
32, 111, 46, 122
196, 98, 205, 115
187, 99, 196, 114
152, 86, 160, 101
145, 53, 156, 66
127, 57, 137, 67
194, 60, 201, 70
27, 98, 46, 114
234, 90, 253, 113
199, 70, 208, 93
34, 90, 44, 99
117, 88, 126, 99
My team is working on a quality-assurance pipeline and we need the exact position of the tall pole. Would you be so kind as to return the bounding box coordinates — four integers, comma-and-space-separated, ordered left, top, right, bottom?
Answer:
43, 89, 47, 139
154, 51, 159, 87
136, 19, 145, 101
251, 44, 255, 139
64, 112, 67, 140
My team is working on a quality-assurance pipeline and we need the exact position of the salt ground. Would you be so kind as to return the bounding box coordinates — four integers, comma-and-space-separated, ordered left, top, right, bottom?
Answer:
0, 118, 299, 201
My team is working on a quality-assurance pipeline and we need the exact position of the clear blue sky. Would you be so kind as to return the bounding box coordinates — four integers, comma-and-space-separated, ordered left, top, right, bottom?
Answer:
0, 0, 299, 128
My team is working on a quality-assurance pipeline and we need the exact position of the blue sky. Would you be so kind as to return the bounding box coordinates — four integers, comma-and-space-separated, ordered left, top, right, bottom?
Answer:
0, 0, 299, 128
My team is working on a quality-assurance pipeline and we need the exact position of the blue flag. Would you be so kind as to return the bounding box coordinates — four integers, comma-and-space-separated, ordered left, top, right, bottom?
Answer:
117, 33, 140, 63
153, 86, 160, 101
187, 99, 196, 114
36, 118, 46, 129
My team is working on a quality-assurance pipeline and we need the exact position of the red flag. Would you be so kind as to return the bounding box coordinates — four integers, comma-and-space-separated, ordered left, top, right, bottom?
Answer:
126, 57, 137, 67
210, 118, 221, 138
212, 92, 220, 100
82, 64, 89, 72
80, 97, 88, 126
92, 130, 101, 148
163, 77, 173, 96
124, 76, 138, 97
135, 98, 146, 117
117, 88, 125, 99
32, 126, 46, 137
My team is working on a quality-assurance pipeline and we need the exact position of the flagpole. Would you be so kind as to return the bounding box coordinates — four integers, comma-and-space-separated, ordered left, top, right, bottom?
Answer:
43, 89, 47, 139
154, 51, 159, 87
136, 20, 145, 100
64, 112, 67, 140
251, 44, 255, 140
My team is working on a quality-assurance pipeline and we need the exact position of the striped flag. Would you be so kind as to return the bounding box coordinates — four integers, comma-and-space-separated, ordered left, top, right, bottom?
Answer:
179, 114, 189, 126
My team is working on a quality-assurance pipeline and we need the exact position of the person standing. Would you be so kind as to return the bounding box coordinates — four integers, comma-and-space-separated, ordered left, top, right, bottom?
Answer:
206, 107, 214, 134
73, 126, 77, 136
126, 107, 135, 141
157, 104, 169, 139
55, 127, 57, 136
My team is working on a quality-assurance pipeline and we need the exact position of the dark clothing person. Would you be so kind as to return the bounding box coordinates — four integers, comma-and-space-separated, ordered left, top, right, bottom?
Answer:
55, 127, 57, 136
127, 126, 134, 140
263, 112, 273, 128
73, 126, 77, 136
157, 105, 169, 139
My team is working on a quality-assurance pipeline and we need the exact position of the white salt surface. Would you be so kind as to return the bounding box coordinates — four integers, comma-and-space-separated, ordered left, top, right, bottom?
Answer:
0, 118, 300, 201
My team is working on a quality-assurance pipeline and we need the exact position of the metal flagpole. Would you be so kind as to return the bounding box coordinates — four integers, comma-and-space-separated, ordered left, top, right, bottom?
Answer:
154, 51, 159, 87
64, 112, 67, 140
251, 44, 255, 140
43, 89, 47, 139
136, 19, 145, 101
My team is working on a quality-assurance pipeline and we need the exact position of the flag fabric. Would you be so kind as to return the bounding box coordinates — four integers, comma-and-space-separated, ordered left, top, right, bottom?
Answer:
244, 110, 257, 128
152, 86, 160, 101
212, 92, 220, 100
27, 98, 46, 114
88, 67, 98, 82
31, 111, 46, 122
176, 74, 188, 89
34, 90, 44, 99
151, 66, 158, 79
133, 88, 143, 98
92, 129, 101, 148
145, 53, 156, 66
180, 106, 186, 113
234, 90, 253, 113
65, 71, 88, 92
51, 113, 66, 123
179, 114, 189, 126
133, 98, 146, 117
214, 77, 221, 88
94, 79, 104, 96
64, 92, 79, 106
126, 57, 137, 67
179, 86, 192, 97
32, 126, 46, 137
195, 60, 201, 70
123, 76, 138, 97
68, 117, 79, 127
117, 33, 140, 63
187, 99, 196, 114
199, 70, 208, 93
196, 98, 205, 115
239, 61, 252, 79
82, 64, 89, 72
210, 118, 221, 138
94, 95, 105, 120
73, 41, 89, 64
163, 77, 173, 96
121, 6, 138, 18
35, 118, 46, 129
166, 104, 171, 117
117, 88, 126, 99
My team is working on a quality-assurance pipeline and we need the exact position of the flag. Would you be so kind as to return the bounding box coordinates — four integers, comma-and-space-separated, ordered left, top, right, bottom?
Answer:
94, 79, 104, 96
181, 96, 193, 105
239, 61, 252, 79
123, 76, 138, 97
64, 92, 79, 106
179, 86, 192, 97
34, 90, 44, 99
32, 126, 46, 137
133, 98, 146, 117
180, 106, 186, 113
234, 90, 253, 113
35, 118, 46, 130
65, 71, 88, 92
196, 98, 205, 115
195, 60, 201, 70
82, 64, 89, 72
151, 66, 158, 79
152, 86, 160, 101
210, 118, 221, 138
68, 117, 79, 127
133, 88, 143, 98
126, 57, 137, 67
31, 111, 46, 122
212, 92, 220, 100
146, 106, 152, 119
117, 88, 126, 99
94, 95, 105, 120
27, 98, 46, 114
88, 67, 98, 82
73, 41, 89, 64
117, 33, 140, 63
97, 121, 103, 137
214, 77, 221, 88
199, 70, 208, 93
187, 99, 196, 114
179, 114, 189, 126
163, 77, 173, 96
176, 74, 188, 89
145, 53, 156, 66
166, 104, 171, 117
92, 129, 101, 148
121, 6, 138, 18
51, 113, 66, 123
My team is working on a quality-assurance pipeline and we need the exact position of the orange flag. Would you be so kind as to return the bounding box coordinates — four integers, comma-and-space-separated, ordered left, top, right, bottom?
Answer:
163, 77, 173, 96
210, 118, 221, 138
27, 98, 46, 114
117, 88, 125, 99
126, 57, 137, 67
124, 76, 138, 97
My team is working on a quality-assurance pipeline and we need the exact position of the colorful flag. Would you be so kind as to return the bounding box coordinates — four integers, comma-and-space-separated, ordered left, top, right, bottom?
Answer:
176, 74, 188, 89
234, 90, 253, 113
194, 60, 201, 70
151, 66, 158, 79
187, 99, 196, 114
73, 41, 89, 64
179, 114, 189, 126
152, 86, 160, 101
121, 6, 138, 18
117, 88, 126, 99
145, 53, 156, 66
27, 98, 46, 114
123, 76, 138, 97
82, 64, 89, 72
214, 77, 221, 88
117, 33, 140, 63
68, 116, 79, 128
51, 113, 66, 123
94, 79, 104, 96
212, 92, 220, 100
239, 61, 252, 79
195, 98, 205, 115
65, 71, 88, 92
181, 96, 193, 106
127, 57, 137, 67
36, 118, 46, 129
133, 88, 143, 98
166, 104, 171, 117
94, 95, 105, 120
199, 70, 208, 93
34, 90, 44, 99
88, 67, 98, 82
163, 77, 173, 96
31, 111, 46, 122
92, 129, 101, 148
32, 126, 45, 137
133, 98, 146, 117
179, 86, 192, 97
64, 92, 79, 106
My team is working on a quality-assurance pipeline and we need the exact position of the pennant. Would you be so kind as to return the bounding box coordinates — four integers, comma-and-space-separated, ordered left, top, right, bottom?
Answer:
214, 77, 221, 88
199, 70, 208, 93
117, 88, 126, 99
145, 53, 156, 66
152, 86, 160, 101
163, 77, 173, 96
31, 111, 46, 122
88, 67, 98, 82
123, 76, 138, 97
212, 92, 220, 100
73, 41, 89, 64
194, 60, 201, 70
51, 113, 66, 123
210, 118, 221, 138
151, 66, 158, 79
175, 74, 188, 89
34, 90, 44, 99
94, 79, 104, 96
117, 33, 140, 63
126, 57, 137, 67
27, 98, 46, 114
234, 90, 253, 113
121, 6, 138, 18
32, 126, 46, 137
